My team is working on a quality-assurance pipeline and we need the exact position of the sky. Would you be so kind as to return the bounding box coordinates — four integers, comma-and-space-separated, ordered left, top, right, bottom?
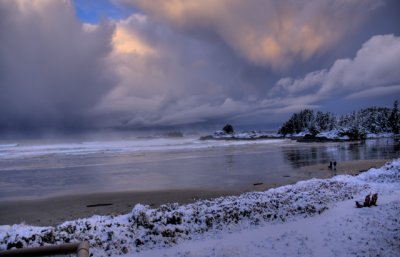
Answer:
0, 0, 399, 134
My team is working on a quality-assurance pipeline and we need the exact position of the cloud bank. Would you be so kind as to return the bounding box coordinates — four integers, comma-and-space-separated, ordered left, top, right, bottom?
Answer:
126, 0, 383, 70
0, 0, 398, 133
271, 34, 400, 107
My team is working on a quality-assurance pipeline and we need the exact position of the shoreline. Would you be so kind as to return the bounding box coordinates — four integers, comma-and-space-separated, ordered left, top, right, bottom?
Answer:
0, 159, 390, 226
0, 189, 242, 227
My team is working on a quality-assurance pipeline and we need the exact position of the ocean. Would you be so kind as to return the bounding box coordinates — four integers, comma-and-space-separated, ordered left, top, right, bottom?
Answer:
0, 135, 398, 200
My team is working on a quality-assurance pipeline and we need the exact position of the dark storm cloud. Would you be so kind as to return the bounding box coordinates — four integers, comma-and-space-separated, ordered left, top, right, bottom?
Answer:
105, 0, 398, 127
1, 0, 399, 133
126, 0, 384, 70
95, 14, 274, 128
0, 0, 116, 132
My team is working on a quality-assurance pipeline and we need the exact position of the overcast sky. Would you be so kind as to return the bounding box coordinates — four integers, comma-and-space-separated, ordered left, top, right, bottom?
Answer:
1, 0, 399, 133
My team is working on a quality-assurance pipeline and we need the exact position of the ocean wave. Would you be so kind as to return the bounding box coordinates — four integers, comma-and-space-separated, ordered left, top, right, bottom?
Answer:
0, 144, 18, 148
0, 138, 288, 159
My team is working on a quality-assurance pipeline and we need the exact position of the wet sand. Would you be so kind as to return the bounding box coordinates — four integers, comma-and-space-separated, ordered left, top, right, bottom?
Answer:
298, 159, 389, 177
0, 189, 245, 227
0, 159, 390, 226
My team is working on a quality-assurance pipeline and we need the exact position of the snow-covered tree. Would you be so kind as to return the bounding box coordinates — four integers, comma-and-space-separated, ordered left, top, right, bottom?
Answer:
389, 100, 399, 134
278, 100, 398, 137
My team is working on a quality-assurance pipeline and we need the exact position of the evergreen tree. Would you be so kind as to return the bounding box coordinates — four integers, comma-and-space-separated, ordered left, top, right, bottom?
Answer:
389, 100, 399, 134
278, 101, 397, 136
222, 124, 234, 134
278, 109, 314, 135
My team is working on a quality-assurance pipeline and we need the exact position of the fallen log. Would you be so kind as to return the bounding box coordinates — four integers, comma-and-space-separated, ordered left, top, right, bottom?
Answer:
0, 241, 89, 257
86, 203, 113, 208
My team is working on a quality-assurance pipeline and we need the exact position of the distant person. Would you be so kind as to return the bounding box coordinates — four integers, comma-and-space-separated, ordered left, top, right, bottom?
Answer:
333, 161, 337, 170
328, 161, 333, 169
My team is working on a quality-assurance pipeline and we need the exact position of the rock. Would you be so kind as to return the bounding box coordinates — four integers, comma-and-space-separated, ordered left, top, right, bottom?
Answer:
161, 229, 175, 238
7, 241, 23, 250
199, 135, 213, 140
122, 246, 129, 254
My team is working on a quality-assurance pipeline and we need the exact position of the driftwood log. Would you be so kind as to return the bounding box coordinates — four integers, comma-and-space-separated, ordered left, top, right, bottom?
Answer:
0, 241, 89, 257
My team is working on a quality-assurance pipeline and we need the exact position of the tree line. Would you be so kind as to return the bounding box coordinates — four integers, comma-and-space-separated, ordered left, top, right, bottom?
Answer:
279, 100, 399, 138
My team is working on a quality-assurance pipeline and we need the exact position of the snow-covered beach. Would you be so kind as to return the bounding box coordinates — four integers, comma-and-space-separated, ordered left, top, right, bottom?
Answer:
0, 137, 398, 227
2, 0, 400, 256
1, 159, 399, 256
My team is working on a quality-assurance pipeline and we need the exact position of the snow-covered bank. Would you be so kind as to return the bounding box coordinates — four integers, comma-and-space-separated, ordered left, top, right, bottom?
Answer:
200, 129, 396, 142
289, 130, 396, 141
136, 193, 400, 257
200, 130, 281, 140
1, 160, 399, 256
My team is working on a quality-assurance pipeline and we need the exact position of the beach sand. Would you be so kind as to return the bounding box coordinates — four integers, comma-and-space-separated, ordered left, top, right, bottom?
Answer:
0, 159, 389, 226
0, 189, 242, 227
304, 159, 389, 173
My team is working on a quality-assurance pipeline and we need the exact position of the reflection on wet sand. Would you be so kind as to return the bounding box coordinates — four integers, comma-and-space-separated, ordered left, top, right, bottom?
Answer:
282, 139, 399, 169
0, 139, 398, 201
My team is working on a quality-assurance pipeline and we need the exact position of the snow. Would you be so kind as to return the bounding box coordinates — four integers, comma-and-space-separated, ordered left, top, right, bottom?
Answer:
316, 130, 395, 140
289, 130, 395, 140
136, 194, 399, 257
288, 130, 350, 140
315, 130, 345, 139
366, 132, 394, 139
291, 131, 309, 137
278, 105, 399, 139
1, 159, 399, 256
202, 131, 281, 140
